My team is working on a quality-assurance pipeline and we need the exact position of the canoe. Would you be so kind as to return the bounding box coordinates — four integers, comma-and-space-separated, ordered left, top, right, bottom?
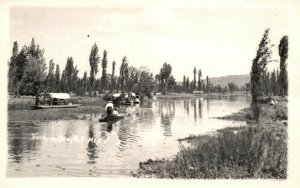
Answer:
99, 115, 125, 122
31, 104, 81, 109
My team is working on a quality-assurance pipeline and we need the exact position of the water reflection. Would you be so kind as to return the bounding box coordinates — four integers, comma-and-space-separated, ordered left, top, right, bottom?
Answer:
106, 122, 113, 133
184, 100, 190, 116
192, 99, 197, 121
7, 95, 250, 177
159, 101, 175, 137
207, 98, 210, 114
8, 123, 41, 164
86, 124, 98, 164
199, 98, 203, 119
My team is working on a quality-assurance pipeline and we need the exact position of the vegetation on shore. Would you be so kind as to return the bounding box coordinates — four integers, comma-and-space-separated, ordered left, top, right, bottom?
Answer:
131, 100, 287, 179
8, 106, 104, 123
8, 95, 106, 110
8, 95, 109, 122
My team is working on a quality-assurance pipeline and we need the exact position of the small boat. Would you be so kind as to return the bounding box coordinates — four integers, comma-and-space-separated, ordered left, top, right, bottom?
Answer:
32, 104, 81, 109
32, 92, 81, 109
99, 115, 125, 122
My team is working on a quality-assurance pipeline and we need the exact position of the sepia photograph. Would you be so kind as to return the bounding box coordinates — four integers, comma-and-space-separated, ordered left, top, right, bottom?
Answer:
1, 0, 300, 187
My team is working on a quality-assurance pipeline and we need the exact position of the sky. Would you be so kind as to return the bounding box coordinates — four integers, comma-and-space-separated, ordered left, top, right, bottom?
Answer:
10, 7, 288, 80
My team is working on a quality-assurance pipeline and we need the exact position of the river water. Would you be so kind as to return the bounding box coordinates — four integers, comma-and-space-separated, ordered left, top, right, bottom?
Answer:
7, 95, 250, 177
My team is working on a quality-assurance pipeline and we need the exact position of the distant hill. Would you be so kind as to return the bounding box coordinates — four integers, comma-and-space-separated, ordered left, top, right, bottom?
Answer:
176, 74, 250, 88
210, 74, 250, 88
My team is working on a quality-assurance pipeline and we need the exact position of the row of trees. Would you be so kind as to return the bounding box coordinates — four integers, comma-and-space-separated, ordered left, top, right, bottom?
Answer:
250, 29, 288, 121
8, 39, 156, 97
166, 68, 243, 94
9, 32, 287, 100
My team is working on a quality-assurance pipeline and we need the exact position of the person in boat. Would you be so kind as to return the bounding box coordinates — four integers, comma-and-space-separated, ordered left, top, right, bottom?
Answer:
105, 101, 118, 118
112, 107, 118, 116
35, 94, 40, 105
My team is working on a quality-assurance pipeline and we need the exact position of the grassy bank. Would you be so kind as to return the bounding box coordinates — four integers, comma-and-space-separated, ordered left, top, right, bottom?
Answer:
8, 106, 104, 123
132, 99, 287, 179
8, 96, 109, 122
8, 95, 106, 110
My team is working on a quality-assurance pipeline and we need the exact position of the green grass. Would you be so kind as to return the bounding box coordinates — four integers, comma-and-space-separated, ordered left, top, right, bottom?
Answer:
132, 100, 287, 179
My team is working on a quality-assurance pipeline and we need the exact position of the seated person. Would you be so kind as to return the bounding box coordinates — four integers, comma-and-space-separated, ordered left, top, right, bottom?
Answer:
112, 107, 118, 116
105, 101, 114, 118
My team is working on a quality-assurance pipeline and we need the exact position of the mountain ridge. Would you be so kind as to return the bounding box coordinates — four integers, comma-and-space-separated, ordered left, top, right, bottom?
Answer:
176, 74, 250, 88
209, 74, 250, 88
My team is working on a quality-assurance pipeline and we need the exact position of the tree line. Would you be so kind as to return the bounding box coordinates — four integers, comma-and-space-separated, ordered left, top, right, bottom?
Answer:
7, 38, 245, 98
161, 67, 244, 94
8, 39, 156, 98
250, 29, 288, 122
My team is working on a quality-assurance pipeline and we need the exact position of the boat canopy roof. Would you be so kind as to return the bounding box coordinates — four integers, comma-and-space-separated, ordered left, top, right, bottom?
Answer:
113, 93, 121, 97
45, 93, 71, 99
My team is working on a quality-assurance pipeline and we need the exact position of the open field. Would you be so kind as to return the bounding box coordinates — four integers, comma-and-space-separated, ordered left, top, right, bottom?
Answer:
131, 99, 287, 179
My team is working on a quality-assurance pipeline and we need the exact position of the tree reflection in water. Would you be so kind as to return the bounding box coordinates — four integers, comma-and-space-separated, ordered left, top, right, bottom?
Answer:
86, 124, 98, 165
159, 101, 175, 137
206, 98, 210, 114
183, 100, 190, 116
198, 98, 203, 119
8, 122, 40, 164
192, 99, 197, 121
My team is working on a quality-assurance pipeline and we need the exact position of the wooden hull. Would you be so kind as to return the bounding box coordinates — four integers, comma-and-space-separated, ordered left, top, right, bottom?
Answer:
99, 115, 125, 122
32, 104, 81, 109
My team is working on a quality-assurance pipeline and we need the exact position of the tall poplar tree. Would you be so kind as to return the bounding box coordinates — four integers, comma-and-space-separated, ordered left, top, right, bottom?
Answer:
8, 41, 19, 94
54, 64, 60, 92
89, 43, 100, 95
193, 67, 197, 90
46, 59, 55, 92
111, 61, 116, 90
278, 35, 288, 96
100, 50, 108, 92
198, 69, 202, 91
250, 29, 273, 122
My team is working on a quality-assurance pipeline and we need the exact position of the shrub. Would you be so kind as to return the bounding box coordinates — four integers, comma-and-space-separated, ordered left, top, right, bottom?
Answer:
133, 126, 287, 179
102, 93, 112, 101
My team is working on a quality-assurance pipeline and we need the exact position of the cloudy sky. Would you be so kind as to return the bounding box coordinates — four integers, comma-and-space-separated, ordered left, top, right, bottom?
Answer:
10, 7, 287, 80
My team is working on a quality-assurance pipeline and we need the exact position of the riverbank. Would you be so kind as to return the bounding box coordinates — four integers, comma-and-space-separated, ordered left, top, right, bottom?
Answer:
8, 95, 106, 110
131, 99, 287, 179
8, 106, 104, 123
8, 96, 108, 122
154, 92, 249, 100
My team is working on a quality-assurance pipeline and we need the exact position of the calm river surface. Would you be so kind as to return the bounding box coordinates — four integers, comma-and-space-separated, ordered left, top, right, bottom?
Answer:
7, 95, 250, 177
